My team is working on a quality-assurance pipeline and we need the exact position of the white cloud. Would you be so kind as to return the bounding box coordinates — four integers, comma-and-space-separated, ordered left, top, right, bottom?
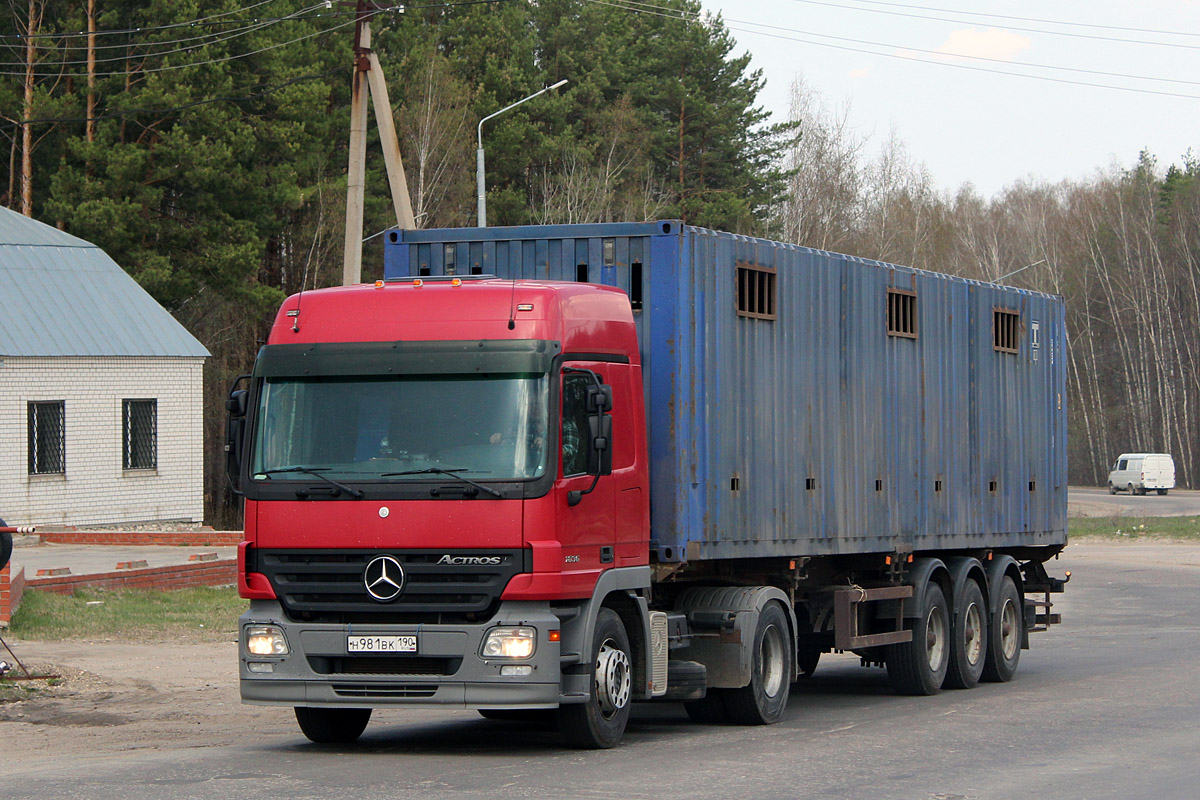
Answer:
848, 68, 871, 80
933, 28, 1032, 62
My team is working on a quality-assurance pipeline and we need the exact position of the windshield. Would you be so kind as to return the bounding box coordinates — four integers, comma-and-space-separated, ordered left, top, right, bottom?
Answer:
250, 373, 549, 482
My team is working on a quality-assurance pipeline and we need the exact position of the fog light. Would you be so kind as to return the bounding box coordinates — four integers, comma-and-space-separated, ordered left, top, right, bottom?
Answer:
481, 627, 536, 659
245, 624, 289, 656
500, 665, 533, 677
247, 662, 275, 673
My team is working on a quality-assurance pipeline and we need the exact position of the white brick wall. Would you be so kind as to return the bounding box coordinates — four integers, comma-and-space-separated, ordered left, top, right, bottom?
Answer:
0, 356, 206, 526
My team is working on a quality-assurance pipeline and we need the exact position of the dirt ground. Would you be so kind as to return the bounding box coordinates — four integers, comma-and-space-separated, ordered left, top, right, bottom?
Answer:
0, 636, 295, 773
0, 540, 1193, 775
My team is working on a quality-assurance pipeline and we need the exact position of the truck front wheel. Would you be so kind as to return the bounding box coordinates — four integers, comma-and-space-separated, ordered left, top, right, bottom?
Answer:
886, 581, 949, 695
294, 707, 371, 744
722, 602, 792, 725
557, 607, 632, 749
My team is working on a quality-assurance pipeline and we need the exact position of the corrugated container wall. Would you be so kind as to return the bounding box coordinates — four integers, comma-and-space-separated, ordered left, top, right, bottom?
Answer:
384, 222, 1067, 563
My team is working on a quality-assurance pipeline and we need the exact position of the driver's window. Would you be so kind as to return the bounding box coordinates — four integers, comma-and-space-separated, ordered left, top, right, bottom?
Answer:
562, 375, 590, 476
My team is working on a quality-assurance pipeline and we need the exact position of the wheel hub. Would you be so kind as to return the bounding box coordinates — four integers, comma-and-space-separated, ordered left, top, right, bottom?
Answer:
595, 640, 631, 718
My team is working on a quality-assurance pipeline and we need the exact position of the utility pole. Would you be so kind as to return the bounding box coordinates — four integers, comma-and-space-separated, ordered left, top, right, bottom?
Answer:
342, 0, 415, 286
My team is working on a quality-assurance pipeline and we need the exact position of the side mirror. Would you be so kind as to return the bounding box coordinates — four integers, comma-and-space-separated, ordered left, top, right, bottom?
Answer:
225, 376, 251, 495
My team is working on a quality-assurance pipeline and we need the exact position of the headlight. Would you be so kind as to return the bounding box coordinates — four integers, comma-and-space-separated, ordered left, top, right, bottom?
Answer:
481, 627, 536, 659
245, 624, 289, 656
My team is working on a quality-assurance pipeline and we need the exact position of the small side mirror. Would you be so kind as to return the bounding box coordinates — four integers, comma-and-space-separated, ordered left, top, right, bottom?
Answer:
226, 388, 248, 418
586, 384, 613, 414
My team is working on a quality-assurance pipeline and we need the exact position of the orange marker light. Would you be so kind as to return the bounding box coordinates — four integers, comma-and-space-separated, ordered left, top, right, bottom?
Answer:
451, 277, 462, 286
548, 630, 561, 642
413, 279, 423, 288
374, 280, 384, 289
885, 556, 892, 566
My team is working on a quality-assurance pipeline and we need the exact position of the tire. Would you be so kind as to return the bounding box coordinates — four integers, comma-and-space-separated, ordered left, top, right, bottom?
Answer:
0, 531, 11, 571
294, 707, 371, 744
886, 581, 949, 695
981, 576, 1023, 683
722, 602, 793, 725
557, 608, 632, 749
1128, 483, 1135, 496
944, 579, 987, 690
1158, 489, 1168, 496
1108, 482, 1116, 495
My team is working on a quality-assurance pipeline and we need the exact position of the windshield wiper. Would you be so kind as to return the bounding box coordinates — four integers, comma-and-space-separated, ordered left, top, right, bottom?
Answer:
381, 467, 503, 499
259, 466, 365, 499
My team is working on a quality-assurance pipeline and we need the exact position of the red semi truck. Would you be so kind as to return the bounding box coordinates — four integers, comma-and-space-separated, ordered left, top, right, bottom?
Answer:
227, 222, 1068, 748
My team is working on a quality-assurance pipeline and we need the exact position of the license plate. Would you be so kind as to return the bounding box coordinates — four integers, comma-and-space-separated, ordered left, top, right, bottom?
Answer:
347, 635, 417, 653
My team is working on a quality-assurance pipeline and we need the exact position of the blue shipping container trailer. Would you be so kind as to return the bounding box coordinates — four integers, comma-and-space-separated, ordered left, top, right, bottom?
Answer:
385, 221, 1067, 562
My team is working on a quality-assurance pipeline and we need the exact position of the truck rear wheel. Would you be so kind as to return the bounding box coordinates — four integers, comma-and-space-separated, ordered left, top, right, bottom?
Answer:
981, 576, 1023, 682
886, 581, 949, 695
294, 707, 371, 744
722, 602, 792, 725
557, 607, 632, 749
944, 579, 986, 689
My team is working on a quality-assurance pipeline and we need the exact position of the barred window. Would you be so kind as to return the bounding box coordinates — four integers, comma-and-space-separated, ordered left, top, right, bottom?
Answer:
736, 263, 777, 320
28, 401, 65, 475
123, 399, 158, 470
887, 288, 917, 338
994, 308, 1021, 353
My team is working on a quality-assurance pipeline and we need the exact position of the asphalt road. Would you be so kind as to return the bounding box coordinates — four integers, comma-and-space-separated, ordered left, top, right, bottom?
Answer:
1069, 486, 1200, 517
3, 542, 1199, 800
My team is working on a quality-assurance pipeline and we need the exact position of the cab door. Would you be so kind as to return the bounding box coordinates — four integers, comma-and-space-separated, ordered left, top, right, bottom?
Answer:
555, 362, 617, 593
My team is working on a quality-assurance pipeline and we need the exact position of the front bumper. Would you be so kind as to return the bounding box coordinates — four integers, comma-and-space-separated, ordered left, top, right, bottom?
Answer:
239, 600, 564, 709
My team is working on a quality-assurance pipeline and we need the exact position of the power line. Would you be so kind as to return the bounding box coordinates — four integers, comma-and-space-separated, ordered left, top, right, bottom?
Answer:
788, 0, 1200, 52
1, 68, 344, 132
836, 0, 1200, 39
0, 4, 330, 68
588, 0, 1200, 100
0, 15, 363, 78
0, 0, 287, 41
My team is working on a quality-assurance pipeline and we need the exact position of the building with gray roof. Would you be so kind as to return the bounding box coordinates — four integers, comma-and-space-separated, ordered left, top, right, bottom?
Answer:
0, 207, 210, 526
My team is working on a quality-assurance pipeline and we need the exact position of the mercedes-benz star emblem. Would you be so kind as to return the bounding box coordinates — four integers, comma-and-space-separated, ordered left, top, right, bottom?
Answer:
363, 555, 405, 602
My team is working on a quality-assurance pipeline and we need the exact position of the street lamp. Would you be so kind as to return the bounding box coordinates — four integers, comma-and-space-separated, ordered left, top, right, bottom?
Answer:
476, 78, 568, 227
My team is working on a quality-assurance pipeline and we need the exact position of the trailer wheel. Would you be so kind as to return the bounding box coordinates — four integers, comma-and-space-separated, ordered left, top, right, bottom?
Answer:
294, 707, 371, 744
557, 608, 631, 749
982, 576, 1023, 682
944, 579, 987, 689
886, 581, 949, 695
722, 602, 792, 725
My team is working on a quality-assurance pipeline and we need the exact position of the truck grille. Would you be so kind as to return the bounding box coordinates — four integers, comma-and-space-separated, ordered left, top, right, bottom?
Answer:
308, 656, 461, 676
253, 549, 529, 624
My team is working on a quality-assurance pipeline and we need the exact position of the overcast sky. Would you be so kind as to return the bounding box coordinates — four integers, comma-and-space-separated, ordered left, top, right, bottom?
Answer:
699, 0, 1200, 197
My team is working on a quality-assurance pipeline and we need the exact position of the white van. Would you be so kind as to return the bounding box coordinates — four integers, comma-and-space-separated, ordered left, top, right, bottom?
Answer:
1108, 453, 1176, 495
